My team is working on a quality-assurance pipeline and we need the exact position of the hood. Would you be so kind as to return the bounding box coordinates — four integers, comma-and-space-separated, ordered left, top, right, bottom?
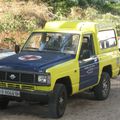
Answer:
0, 51, 75, 72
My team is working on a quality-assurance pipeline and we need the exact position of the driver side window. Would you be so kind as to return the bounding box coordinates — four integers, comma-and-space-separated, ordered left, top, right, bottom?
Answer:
80, 34, 95, 60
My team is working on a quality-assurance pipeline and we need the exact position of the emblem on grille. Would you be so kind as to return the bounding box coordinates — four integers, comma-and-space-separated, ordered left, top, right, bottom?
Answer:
9, 74, 16, 80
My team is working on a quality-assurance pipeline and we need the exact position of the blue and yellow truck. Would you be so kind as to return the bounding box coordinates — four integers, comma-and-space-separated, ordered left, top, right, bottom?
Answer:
0, 21, 119, 118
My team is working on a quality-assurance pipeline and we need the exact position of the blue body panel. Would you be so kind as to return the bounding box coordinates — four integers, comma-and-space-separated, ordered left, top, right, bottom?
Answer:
79, 57, 99, 89
0, 51, 75, 72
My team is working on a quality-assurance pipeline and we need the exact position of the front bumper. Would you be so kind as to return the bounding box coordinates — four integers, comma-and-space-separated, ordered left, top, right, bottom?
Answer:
20, 90, 53, 102
0, 87, 53, 103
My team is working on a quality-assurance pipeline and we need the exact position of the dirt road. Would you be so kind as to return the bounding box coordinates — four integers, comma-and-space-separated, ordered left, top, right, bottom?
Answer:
0, 77, 119, 120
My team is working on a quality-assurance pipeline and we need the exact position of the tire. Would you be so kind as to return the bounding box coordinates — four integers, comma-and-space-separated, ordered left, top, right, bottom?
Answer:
0, 96, 9, 109
94, 72, 110, 100
48, 84, 67, 118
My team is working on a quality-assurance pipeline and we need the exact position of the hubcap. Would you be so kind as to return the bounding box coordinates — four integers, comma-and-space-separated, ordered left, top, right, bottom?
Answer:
58, 93, 66, 116
102, 78, 109, 97
59, 97, 64, 104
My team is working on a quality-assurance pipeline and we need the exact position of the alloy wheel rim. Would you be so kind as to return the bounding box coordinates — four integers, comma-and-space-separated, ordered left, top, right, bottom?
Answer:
58, 92, 66, 116
102, 78, 109, 97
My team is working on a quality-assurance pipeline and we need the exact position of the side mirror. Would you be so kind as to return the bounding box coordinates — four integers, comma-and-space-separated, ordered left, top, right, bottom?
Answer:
15, 45, 20, 54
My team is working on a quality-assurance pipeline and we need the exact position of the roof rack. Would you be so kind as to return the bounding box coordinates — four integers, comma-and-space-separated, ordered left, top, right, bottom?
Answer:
96, 23, 114, 31
44, 21, 115, 32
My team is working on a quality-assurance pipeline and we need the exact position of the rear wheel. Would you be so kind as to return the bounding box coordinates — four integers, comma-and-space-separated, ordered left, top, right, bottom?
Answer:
94, 72, 110, 100
0, 96, 9, 109
48, 84, 67, 118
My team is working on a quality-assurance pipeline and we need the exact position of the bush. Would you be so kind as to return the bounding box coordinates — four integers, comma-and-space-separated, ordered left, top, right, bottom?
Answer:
0, 13, 38, 32
3, 37, 15, 43
0, 1, 53, 32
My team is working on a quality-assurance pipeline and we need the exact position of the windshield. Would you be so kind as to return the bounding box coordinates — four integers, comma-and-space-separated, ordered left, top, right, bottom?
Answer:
22, 32, 80, 54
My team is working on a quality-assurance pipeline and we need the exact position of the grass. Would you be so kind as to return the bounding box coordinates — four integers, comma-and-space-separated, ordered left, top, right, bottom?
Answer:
0, 1, 53, 32
0, 0, 120, 48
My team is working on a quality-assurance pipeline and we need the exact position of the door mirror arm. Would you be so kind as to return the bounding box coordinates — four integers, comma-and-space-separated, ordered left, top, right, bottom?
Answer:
15, 44, 20, 54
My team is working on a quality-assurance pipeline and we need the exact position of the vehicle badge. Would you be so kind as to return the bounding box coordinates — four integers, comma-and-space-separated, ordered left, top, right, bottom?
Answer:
10, 74, 16, 80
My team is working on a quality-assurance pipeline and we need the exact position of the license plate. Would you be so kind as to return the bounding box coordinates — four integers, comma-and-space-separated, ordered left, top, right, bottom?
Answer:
0, 88, 20, 97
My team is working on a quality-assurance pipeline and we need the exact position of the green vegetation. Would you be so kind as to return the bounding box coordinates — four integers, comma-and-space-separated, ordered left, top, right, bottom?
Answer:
0, 0, 120, 35
0, 13, 37, 32
3, 37, 15, 43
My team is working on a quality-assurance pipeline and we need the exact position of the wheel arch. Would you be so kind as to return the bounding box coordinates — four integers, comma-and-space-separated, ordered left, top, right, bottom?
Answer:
102, 65, 112, 78
55, 76, 72, 96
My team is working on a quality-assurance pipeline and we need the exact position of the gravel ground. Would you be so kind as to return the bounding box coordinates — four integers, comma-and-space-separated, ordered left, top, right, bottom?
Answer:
0, 77, 119, 120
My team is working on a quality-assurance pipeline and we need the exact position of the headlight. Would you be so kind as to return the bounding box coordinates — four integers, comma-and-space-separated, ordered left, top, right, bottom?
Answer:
37, 74, 51, 85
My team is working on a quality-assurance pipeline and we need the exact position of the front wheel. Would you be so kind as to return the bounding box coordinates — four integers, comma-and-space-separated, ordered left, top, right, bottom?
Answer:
94, 72, 110, 100
48, 84, 67, 118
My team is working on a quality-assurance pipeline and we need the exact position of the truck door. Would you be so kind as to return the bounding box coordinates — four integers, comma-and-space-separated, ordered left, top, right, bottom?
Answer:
79, 34, 99, 90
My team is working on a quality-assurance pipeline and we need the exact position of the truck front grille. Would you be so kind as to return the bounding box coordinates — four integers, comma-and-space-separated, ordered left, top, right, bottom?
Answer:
0, 71, 6, 81
0, 71, 35, 84
7, 72, 19, 82
21, 74, 34, 83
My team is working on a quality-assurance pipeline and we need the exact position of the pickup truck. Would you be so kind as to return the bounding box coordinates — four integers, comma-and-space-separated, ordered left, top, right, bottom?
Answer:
0, 21, 119, 118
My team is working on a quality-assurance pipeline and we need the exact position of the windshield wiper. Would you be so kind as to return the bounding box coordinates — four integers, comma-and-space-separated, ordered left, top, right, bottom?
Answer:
22, 47, 40, 51
44, 48, 60, 51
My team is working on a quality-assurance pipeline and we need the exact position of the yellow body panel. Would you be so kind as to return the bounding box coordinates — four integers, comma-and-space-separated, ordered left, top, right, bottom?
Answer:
46, 59, 79, 94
